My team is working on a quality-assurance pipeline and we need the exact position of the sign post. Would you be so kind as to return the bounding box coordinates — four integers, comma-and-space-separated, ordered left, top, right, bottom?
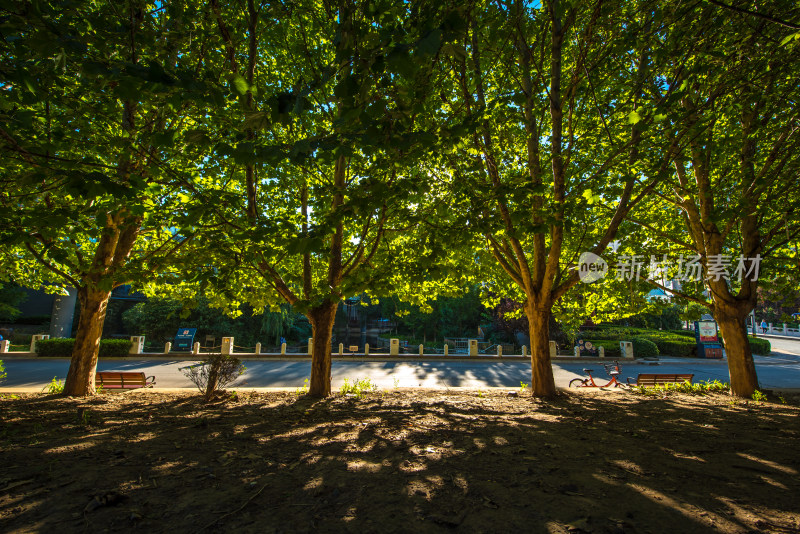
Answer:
694, 321, 723, 359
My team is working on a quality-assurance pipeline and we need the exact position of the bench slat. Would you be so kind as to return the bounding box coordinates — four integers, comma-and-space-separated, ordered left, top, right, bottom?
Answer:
96, 371, 155, 389
635, 373, 694, 387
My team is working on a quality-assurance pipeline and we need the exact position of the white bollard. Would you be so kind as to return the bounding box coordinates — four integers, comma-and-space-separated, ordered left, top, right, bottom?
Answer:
193, 342, 200, 355
129, 336, 145, 354
364, 343, 369, 356
598, 346, 605, 358
549, 341, 557, 359
522, 345, 527, 358
255, 342, 261, 355
0, 340, 9, 353
280, 342, 286, 355
390, 338, 399, 356
469, 339, 478, 357
444, 344, 449, 356
307, 338, 313, 356
784, 323, 788, 334
221, 337, 233, 355
497, 345, 503, 358
31, 334, 49, 353
620, 341, 634, 359
338, 343, 344, 356
164, 342, 172, 354
574, 346, 580, 358
419, 344, 424, 356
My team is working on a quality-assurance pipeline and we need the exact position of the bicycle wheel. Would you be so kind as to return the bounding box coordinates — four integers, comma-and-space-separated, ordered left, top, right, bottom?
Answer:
569, 378, 587, 388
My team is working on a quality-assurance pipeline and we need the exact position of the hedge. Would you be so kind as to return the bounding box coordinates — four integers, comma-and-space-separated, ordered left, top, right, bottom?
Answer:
748, 337, 771, 355
631, 337, 659, 358
36, 338, 132, 357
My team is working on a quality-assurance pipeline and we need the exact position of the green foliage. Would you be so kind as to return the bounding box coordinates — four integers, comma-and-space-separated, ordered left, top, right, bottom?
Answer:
748, 337, 771, 356
35, 339, 131, 357
340, 377, 378, 399
42, 377, 64, 394
586, 327, 697, 357
181, 354, 246, 401
630, 338, 659, 358
751, 390, 768, 403
0, 360, 6, 383
296, 378, 309, 396
633, 379, 729, 396
0, 285, 26, 322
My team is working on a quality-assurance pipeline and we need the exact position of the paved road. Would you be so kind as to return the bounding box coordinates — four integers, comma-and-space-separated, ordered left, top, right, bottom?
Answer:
3, 345, 800, 391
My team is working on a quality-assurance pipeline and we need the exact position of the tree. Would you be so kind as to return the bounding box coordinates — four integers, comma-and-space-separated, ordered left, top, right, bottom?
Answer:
0, 0, 212, 395
631, 1, 800, 396
438, 0, 678, 396
172, 0, 465, 397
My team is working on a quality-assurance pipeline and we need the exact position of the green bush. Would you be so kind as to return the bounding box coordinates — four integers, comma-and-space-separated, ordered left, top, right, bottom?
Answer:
748, 336, 771, 355
649, 337, 697, 357
631, 337, 659, 358
36, 338, 132, 357
0, 360, 6, 383
582, 339, 621, 357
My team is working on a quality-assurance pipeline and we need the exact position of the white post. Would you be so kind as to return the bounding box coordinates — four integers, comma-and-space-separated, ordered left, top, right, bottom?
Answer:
469, 339, 478, 357
598, 346, 605, 358
338, 343, 343, 356
390, 338, 399, 356
307, 338, 313, 356
574, 346, 580, 358
769, 323, 773, 333
164, 342, 172, 354
419, 344, 424, 356
783, 323, 788, 334
497, 345, 503, 357
521, 345, 527, 358
443, 344, 449, 356
364, 343, 369, 356
280, 342, 286, 355
30, 334, 49, 353
221, 337, 233, 355
620, 341, 634, 359
192, 342, 200, 354
129, 336, 144, 354
0, 340, 9, 353
254, 342, 261, 355
549, 341, 557, 359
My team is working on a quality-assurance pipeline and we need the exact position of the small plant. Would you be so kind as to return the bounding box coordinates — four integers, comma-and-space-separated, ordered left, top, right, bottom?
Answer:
43, 376, 64, 394
181, 354, 246, 401
296, 378, 309, 395
752, 390, 767, 403
393, 378, 400, 389
229, 390, 239, 401
0, 360, 6, 384
520, 382, 529, 393
340, 377, 378, 399
95, 382, 104, 394
75, 408, 96, 426
778, 396, 786, 405
477, 389, 484, 398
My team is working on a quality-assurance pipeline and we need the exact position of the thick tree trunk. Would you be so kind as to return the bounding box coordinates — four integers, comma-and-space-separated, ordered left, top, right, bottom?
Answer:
63, 288, 112, 396
526, 303, 557, 397
308, 302, 338, 397
715, 307, 759, 397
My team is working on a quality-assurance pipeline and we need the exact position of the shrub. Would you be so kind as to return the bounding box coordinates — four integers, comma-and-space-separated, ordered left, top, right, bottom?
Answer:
630, 337, 659, 358
182, 353, 246, 400
0, 360, 6, 383
748, 336, 771, 355
36, 338, 132, 357
582, 339, 621, 358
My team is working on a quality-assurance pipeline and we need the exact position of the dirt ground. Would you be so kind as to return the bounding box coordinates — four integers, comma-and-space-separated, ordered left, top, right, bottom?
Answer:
1, 387, 799, 534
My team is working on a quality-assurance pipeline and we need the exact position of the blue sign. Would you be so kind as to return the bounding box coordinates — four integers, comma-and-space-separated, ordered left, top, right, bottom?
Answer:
173, 328, 197, 352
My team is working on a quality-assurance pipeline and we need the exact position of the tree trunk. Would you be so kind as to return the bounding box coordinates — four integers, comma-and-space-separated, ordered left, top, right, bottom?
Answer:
526, 303, 557, 397
63, 288, 112, 396
715, 307, 759, 397
308, 302, 338, 397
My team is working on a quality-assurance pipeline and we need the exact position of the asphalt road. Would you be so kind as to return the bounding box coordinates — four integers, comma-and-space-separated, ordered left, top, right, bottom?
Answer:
2, 334, 799, 392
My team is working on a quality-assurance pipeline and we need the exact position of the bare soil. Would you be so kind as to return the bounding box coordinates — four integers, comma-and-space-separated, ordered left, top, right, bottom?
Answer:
1, 388, 799, 534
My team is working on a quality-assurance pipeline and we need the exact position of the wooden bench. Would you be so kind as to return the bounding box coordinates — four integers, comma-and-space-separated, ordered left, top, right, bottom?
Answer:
629, 373, 694, 387
96, 372, 155, 390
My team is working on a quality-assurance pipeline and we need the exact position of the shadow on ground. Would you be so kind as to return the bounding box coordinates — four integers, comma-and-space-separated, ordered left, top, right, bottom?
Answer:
1, 389, 798, 533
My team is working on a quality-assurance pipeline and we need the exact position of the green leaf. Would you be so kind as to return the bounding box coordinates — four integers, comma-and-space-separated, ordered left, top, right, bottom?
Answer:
627, 110, 641, 124
230, 74, 249, 96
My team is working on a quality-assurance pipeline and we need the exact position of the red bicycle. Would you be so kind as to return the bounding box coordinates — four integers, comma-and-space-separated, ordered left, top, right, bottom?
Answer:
569, 360, 627, 388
